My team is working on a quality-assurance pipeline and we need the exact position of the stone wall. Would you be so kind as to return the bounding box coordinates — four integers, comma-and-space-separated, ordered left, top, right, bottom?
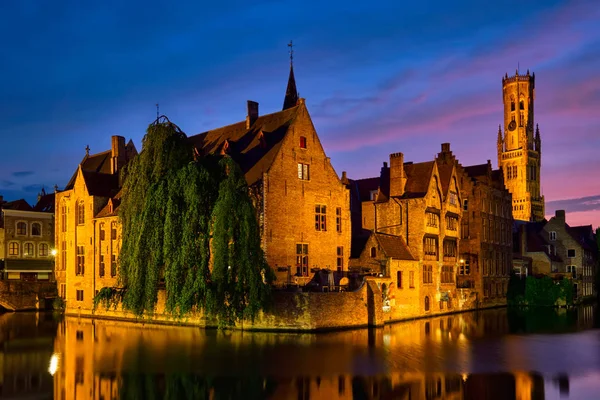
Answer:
69, 279, 381, 331
0, 280, 57, 310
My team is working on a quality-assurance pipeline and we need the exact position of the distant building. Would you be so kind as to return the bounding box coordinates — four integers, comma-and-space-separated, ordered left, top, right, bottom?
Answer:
513, 209, 597, 301
497, 70, 544, 222
0, 190, 55, 282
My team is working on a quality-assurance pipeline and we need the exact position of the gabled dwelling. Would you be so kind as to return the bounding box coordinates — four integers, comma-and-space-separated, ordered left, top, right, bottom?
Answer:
349, 149, 463, 318
568, 224, 597, 299
0, 190, 55, 282
188, 66, 350, 287
543, 210, 595, 301
513, 220, 562, 277
55, 136, 137, 311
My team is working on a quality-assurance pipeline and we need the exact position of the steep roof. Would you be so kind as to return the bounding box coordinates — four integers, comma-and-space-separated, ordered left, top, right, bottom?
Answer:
567, 224, 595, 251
2, 199, 33, 211
523, 221, 562, 262
402, 161, 435, 199
189, 104, 301, 186
33, 193, 55, 213
81, 170, 120, 198
437, 163, 454, 196
374, 233, 415, 260
283, 65, 299, 110
64, 150, 112, 190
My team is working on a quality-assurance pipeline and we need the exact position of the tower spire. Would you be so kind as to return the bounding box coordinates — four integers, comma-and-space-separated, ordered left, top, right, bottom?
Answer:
283, 40, 299, 110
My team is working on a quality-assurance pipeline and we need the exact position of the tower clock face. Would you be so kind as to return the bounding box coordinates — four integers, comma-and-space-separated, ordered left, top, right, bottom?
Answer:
508, 120, 517, 131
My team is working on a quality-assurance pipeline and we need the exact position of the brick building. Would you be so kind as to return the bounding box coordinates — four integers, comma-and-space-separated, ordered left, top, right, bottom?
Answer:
349, 149, 463, 317
0, 191, 55, 282
55, 136, 136, 311
189, 66, 351, 286
497, 70, 544, 222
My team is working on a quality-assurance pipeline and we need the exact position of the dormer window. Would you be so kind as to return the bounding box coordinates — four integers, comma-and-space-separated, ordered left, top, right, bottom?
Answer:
370, 247, 377, 258
299, 136, 307, 149
370, 190, 378, 201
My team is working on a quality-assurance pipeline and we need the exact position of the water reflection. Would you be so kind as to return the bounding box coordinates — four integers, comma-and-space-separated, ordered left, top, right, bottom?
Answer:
1, 305, 598, 399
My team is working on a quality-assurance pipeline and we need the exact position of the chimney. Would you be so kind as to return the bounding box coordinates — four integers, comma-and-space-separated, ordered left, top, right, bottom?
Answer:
246, 101, 259, 129
341, 171, 349, 185
111, 135, 126, 174
389, 152, 405, 197
555, 209, 566, 223
441, 143, 450, 153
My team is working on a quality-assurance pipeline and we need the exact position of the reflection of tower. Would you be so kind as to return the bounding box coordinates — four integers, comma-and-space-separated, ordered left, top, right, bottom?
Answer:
497, 70, 544, 222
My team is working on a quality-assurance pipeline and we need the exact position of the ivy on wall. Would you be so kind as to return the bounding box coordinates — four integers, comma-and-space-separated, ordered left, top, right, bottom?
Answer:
507, 273, 573, 307
93, 117, 273, 327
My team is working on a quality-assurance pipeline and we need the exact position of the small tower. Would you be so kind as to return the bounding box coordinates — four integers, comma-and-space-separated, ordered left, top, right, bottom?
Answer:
498, 69, 544, 222
282, 41, 299, 110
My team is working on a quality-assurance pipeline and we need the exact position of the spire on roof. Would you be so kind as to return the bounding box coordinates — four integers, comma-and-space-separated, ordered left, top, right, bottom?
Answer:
85, 145, 90, 156
283, 40, 299, 110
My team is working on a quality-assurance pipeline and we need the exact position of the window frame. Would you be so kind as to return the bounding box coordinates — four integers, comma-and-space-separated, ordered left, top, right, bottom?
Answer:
16, 221, 27, 236
8, 242, 19, 256
297, 163, 310, 180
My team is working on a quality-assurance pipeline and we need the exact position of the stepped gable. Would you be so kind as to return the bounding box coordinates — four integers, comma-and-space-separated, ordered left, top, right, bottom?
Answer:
401, 161, 435, 199
189, 105, 300, 186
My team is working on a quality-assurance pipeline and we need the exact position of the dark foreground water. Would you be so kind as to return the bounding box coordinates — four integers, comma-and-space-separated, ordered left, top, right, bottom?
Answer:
1, 305, 599, 399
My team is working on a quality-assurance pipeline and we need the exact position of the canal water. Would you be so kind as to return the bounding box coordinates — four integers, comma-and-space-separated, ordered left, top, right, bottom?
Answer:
1, 305, 599, 399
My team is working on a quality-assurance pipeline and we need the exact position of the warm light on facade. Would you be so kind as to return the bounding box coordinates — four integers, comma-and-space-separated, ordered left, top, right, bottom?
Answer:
51, 249, 57, 256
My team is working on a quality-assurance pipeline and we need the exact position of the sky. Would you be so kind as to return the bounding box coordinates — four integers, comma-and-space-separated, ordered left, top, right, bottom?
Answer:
1, 0, 599, 229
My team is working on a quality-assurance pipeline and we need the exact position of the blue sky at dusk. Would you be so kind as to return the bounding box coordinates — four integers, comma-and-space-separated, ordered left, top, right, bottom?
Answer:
1, 0, 599, 228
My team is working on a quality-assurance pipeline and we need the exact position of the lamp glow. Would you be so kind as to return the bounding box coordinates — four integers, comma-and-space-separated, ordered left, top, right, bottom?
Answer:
51, 249, 57, 256
48, 353, 59, 376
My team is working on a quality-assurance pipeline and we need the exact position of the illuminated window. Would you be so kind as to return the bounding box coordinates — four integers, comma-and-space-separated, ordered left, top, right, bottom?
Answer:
39, 243, 48, 257
9, 242, 19, 256
336, 207, 342, 233
24, 242, 34, 257
296, 244, 309, 276
297, 163, 310, 180
76, 246, 85, 275
423, 265, 433, 284
61, 202, 67, 232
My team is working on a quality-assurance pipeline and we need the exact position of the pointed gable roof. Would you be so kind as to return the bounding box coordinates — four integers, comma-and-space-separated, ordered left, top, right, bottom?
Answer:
189, 104, 301, 186
33, 193, 55, 213
402, 161, 436, 199
437, 163, 454, 196
283, 65, 299, 110
80, 170, 120, 198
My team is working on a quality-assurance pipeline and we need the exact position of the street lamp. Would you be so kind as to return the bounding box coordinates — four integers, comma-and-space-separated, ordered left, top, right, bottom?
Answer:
51, 249, 57, 256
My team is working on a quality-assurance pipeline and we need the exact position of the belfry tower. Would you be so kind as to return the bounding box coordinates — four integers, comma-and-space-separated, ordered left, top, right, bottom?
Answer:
497, 69, 544, 221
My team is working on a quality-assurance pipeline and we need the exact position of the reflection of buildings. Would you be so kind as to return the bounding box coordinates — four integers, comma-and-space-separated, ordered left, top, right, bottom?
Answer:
0, 312, 57, 399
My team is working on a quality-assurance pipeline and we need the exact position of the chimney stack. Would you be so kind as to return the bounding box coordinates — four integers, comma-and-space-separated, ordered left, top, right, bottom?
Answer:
111, 135, 126, 174
389, 152, 405, 197
555, 209, 566, 223
246, 101, 259, 129
441, 143, 450, 153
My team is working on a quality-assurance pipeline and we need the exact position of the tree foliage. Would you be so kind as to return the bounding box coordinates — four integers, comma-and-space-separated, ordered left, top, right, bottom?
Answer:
95, 117, 272, 326
507, 275, 573, 307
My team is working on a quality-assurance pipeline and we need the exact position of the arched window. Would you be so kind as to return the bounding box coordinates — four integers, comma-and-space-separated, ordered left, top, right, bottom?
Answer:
370, 246, 377, 258
520, 100, 524, 110
31, 222, 41, 236
77, 201, 85, 225
9, 242, 19, 256
424, 296, 430, 312
16, 222, 27, 235
510, 99, 515, 111
39, 243, 49, 257
24, 242, 34, 257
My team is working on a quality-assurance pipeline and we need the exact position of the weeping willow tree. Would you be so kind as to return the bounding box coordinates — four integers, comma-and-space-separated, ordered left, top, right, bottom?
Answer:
95, 116, 273, 326
210, 157, 274, 326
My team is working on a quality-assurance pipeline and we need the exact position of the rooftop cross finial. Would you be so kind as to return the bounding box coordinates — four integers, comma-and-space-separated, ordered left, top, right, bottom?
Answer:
85, 145, 90, 156
288, 40, 294, 66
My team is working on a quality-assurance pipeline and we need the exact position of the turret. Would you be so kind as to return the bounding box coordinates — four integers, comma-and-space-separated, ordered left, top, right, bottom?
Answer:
535, 124, 541, 153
